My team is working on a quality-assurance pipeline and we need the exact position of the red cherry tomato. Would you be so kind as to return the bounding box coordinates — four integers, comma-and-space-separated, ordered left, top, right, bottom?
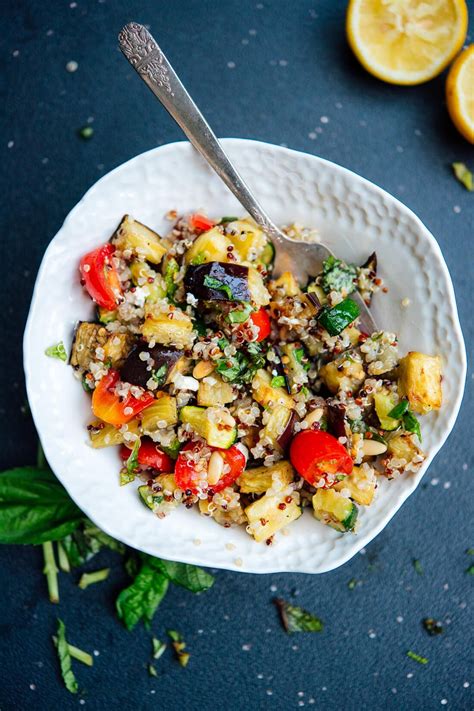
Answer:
189, 213, 216, 232
290, 430, 353, 487
92, 369, 154, 426
120, 439, 173, 472
79, 243, 122, 311
250, 308, 271, 341
174, 442, 246, 494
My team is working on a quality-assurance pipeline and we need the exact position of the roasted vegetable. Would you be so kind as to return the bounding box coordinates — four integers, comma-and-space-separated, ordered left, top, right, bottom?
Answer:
120, 342, 185, 389
138, 474, 180, 515
374, 391, 399, 431
260, 405, 296, 451
184, 261, 250, 302
89, 419, 140, 448
185, 227, 232, 265
334, 465, 376, 506
197, 375, 235, 407
312, 489, 358, 532
248, 267, 271, 306
141, 395, 178, 431
245, 490, 301, 542
252, 369, 295, 409
112, 215, 167, 264
70, 322, 134, 370
280, 343, 309, 394
180, 406, 237, 449
141, 306, 194, 349
317, 298, 360, 336
386, 432, 423, 464
129, 261, 166, 302
398, 352, 442, 415
321, 255, 357, 295
238, 460, 295, 495
224, 219, 266, 261
319, 354, 365, 394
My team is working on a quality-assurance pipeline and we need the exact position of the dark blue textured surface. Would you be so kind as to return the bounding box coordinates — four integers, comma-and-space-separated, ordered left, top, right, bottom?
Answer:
1, 1, 473, 709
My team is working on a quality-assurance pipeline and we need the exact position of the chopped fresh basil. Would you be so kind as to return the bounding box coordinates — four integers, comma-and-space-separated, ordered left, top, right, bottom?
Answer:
452, 162, 473, 191
317, 298, 360, 336
227, 303, 253, 323
81, 377, 93, 393
403, 411, 422, 441
219, 216, 239, 224
45, 341, 68, 362
55, 619, 79, 693
161, 439, 182, 459
167, 629, 190, 667
406, 650, 428, 665
321, 255, 357, 295
190, 252, 206, 265
152, 364, 167, 386
273, 598, 323, 634
148, 558, 214, 592
203, 275, 233, 300
78, 568, 110, 590
422, 618, 444, 636
336, 474, 348, 481
271, 375, 286, 388
78, 126, 94, 139
116, 561, 169, 631
148, 664, 158, 677
164, 258, 179, 300
466, 564, 474, 575
412, 558, 423, 575
126, 439, 141, 477
388, 399, 409, 419
152, 637, 167, 660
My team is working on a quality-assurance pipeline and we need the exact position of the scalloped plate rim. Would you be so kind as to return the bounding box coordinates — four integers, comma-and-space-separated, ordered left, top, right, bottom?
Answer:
23, 138, 466, 574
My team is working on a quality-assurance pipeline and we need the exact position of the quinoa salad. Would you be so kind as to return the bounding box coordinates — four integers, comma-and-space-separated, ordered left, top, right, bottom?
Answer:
69, 212, 443, 543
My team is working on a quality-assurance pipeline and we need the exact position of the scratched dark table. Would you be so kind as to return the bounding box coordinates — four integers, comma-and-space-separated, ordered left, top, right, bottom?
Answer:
1, 1, 473, 709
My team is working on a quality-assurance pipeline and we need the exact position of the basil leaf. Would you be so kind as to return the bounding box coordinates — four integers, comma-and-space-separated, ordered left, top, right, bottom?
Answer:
321, 256, 357, 295
412, 558, 423, 575
219, 216, 239, 224
452, 162, 473, 191
78, 568, 110, 590
147, 558, 214, 592
190, 252, 206, 266
227, 303, 253, 324
203, 275, 233, 300
45, 341, 68, 362
0, 467, 83, 544
161, 439, 182, 459
466, 564, 474, 575
274, 598, 323, 634
152, 364, 167, 386
116, 560, 169, 630
317, 298, 360, 336
126, 438, 141, 476
403, 411, 422, 441
152, 637, 167, 660
55, 619, 79, 694
271, 375, 286, 388
164, 258, 179, 300
406, 650, 428, 665
387, 399, 409, 418
148, 663, 158, 677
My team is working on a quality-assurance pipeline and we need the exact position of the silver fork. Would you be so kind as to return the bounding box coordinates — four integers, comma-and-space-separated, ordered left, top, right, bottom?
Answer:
118, 22, 376, 333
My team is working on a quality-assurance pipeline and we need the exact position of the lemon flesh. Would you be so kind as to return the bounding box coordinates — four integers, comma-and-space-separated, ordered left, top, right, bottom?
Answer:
347, 0, 468, 85
446, 44, 474, 143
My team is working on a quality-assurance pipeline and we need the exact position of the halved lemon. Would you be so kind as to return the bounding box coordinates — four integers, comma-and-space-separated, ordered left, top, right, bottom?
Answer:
347, 0, 468, 86
446, 44, 474, 143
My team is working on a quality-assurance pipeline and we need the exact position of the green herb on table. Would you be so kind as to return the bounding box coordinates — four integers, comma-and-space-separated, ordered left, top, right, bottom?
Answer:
466, 548, 474, 555
271, 375, 286, 388
203, 275, 234, 300
148, 663, 158, 677
52, 636, 93, 666
273, 598, 323, 634
452, 162, 473, 191
412, 558, 424, 575
152, 637, 167, 660
321, 255, 357, 295
466, 564, 474, 575
317, 298, 360, 336
78, 568, 110, 590
422, 618, 444, 636
406, 650, 429, 665
45, 341, 68, 362
43, 541, 59, 603
347, 578, 358, 590
116, 560, 169, 631
168, 630, 190, 667
55, 619, 79, 694
78, 126, 94, 140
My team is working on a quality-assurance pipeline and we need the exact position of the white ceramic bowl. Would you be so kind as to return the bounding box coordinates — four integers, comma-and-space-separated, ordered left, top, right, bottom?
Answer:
24, 139, 466, 574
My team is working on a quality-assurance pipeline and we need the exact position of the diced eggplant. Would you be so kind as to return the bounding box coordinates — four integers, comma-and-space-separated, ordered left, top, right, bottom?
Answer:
276, 410, 297, 450
112, 215, 167, 264
184, 261, 250, 302
361, 252, 377, 273
327, 402, 348, 438
306, 291, 322, 313
120, 341, 185, 388
272, 346, 292, 394
70, 322, 107, 369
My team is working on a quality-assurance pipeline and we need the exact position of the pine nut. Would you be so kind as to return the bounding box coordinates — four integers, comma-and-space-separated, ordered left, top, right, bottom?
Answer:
362, 439, 387, 456
207, 451, 224, 485
192, 360, 215, 379
302, 408, 324, 428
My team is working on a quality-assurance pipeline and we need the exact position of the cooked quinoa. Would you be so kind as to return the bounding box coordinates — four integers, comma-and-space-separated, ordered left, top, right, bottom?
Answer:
70, 212, 443, 543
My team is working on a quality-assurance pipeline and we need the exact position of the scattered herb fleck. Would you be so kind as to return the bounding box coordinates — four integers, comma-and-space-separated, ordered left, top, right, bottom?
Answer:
52, 636, 93, 666
152, 637, 167, 660
273, 598, 323, 634
452, 162, 473, 191
227, 303, 253, 324
152, 364, 167, 386
203, 275, 234, 300
78, 567, 110, 590
412, 558, 424, 575
55, 619, 79, 693
219, 216, 239, 224
148, 663, 158, 677
407, 650, 428, 665
271, 375, 286, 388
125, 438, 141, 478
45, 341, 68, 362
403, 411, 422, 441
466, 564, 474, 575
387, 399, 409, 419
347, 578, 357, 590
78, 126, 94, 140
422, 618, 444, 636
167, 630, 190, 667
466, 548, 474, 555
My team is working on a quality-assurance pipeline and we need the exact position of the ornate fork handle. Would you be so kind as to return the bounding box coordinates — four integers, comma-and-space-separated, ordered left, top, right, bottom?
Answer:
118, 22, 286, 246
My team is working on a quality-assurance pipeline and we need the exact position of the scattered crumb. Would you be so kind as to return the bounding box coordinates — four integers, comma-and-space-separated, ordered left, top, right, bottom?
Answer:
234, 557, 243, 567
225, 543, 236, 551
66, 60, 78, 72
401, 297, 410, 307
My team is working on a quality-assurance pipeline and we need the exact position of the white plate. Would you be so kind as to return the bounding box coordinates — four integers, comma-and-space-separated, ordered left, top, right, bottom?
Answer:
24, 139, 466, 574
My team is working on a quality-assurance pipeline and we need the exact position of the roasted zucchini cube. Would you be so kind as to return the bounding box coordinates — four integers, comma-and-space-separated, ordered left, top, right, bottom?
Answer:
334, 465, 376, 506
224, 219, 267, 261
141, 395, 178, 432
138, 474, 180, 515
89, 419, 140, 448
197, 375, 235, 407
245, 490, 301, 542
248, 267, 270, 306
112, 215, 167, 264
185, 227, 232, 264
180, 406, 237, 448
386, 432, 423, 463
398, 352, 442, 415
259, 405, 294, 450
238, 460, 295, 494
129, 260, 166, 302
280, 343, 309, 394
141, 307, 194, 349
319, 354, 365, 394
270, 271, 301, 297
374, 390, 399, 431
252, 369, 295, 409
312, 489, 358, 532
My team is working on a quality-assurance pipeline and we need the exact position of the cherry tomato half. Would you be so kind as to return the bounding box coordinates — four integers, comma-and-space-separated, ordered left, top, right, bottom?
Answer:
290, 430, 353, 487
189, 213, 216, 232
174, 442, 246, 494
92, 369, 154, 426
120, 439, 173, 473
79, 243, 122, 311
250, 308, 271, 341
